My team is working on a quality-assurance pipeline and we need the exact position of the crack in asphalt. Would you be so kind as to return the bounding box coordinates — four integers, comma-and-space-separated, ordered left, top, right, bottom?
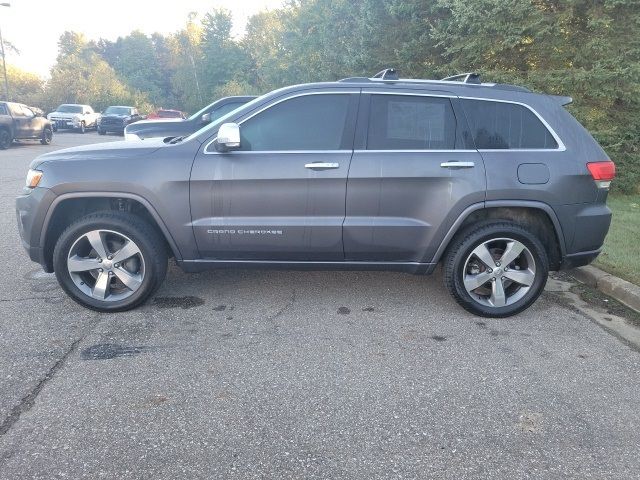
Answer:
0, 296, 62, 303
0, 318, 98, 437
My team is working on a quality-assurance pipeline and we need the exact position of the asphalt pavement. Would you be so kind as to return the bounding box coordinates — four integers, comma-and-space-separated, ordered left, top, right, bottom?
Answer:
1, 132, 639, 479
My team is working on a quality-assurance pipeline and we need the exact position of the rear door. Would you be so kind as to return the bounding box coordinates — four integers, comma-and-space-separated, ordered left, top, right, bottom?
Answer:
344, 89, 486, 263
190, 90, 360, 260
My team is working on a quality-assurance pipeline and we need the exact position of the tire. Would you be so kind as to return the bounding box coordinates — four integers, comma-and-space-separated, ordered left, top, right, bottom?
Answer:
52, 124, 58, 132
98, 127, 106, 135
53, 212, 168, 312
40, 127, 53, 145
79, 121, 86, 134
0, 129, 12, 149
443, 221, 549, 318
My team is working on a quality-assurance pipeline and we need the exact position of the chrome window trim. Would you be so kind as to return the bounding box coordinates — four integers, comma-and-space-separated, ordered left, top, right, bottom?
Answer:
203, 89, 566, 154
203, 90, 360, 155
366, 91, 565, 152
354, 149, 477, 153
459, 96, 566, 152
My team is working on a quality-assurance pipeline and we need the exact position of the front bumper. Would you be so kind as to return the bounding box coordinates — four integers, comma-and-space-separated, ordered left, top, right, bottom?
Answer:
50, 119, 81, 129
16, 187, 55, 271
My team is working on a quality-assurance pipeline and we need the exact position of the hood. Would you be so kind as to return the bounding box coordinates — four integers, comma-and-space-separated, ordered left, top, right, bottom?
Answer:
30, 137, 167, 169
48, 112, 81, 118
102, 113, 130, 119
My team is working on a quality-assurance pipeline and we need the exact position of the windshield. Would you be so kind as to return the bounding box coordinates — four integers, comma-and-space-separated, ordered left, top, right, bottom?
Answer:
188, 102, 217, 121
104, 106, 131, 115
56, 105, 83, 113
158, 110, 182, 118
184, 94, 268, 142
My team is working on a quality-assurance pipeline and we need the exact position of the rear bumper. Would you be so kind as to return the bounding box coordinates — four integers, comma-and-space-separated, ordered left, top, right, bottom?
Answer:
560, 248, 602, 270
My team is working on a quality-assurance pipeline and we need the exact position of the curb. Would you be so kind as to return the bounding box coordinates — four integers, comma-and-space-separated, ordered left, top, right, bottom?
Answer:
572, 265, 640, 313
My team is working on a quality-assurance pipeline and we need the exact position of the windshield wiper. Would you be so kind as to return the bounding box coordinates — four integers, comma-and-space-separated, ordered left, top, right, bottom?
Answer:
167, 135, 186, 144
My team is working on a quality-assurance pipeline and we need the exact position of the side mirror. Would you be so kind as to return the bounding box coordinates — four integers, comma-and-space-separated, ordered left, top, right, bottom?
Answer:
215, 123, 240, 152
201, 113, 212, 124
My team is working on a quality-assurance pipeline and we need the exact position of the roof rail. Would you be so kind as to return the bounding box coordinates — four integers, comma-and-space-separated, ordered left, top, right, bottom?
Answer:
441, 73, 481, 85
372, 68, 399, 81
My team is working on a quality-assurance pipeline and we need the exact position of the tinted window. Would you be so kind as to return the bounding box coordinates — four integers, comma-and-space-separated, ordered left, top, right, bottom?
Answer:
211, 102, 244, 122
461, 99, 558, 149
367, 95, 456, 150
0, 104, 7, 115
239, 94, 352, 151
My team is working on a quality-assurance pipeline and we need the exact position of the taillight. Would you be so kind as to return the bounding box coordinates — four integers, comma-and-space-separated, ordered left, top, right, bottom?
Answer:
587, 161, 615, 188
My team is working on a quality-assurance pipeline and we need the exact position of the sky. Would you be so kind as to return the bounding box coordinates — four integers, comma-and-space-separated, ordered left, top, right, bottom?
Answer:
0, 0, 283, 77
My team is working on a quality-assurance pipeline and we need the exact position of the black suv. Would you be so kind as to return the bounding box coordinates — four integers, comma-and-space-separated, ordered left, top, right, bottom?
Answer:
16, 70, 614, 317
98, 106, 143, 136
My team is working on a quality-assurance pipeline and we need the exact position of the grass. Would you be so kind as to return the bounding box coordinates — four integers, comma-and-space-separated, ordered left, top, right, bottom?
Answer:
593, 194, 640, 286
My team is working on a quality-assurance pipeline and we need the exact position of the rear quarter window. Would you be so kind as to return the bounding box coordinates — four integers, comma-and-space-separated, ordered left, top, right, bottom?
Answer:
461, 99, 558, 149
0, 104, 7, 115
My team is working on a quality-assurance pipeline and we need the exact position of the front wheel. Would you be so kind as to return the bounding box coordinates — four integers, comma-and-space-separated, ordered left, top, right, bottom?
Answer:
53, 212, 168, 312
78, 122, 86, 134
40, 127, 53, 145
443, 222, 549, 318
97, 127, 106, 135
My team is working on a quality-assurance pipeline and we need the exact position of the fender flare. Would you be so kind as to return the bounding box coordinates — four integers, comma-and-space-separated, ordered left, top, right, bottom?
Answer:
40, 191, 183, 261
430, 200, 567, 264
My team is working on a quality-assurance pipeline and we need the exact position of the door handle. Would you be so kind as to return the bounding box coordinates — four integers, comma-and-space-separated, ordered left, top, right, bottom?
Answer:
305, 162, 340, 170
440, 161, 475, 169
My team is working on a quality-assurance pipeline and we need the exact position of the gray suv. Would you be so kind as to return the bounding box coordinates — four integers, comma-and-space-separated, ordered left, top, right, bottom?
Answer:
16, 70, 615, 317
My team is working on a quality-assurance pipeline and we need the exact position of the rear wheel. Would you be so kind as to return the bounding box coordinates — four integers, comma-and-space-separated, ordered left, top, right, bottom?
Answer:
40, 127, 53, 145
98, 127, 106, 135
78, 121, 86, 134
0, 129, 12, 149
53, 212, 167, 312
443, 222, 548, 317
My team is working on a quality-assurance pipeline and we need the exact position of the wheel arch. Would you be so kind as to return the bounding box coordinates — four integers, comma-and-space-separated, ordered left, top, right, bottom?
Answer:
41, 192, 182, 272
432, 201, 566, 270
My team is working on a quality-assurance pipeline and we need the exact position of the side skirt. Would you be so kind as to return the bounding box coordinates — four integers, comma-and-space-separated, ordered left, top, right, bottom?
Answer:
178, 259, 437, 275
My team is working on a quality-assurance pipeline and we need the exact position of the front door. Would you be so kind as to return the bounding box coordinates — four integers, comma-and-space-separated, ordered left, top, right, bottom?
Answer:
190, 90, 360, 260
344, 90, 486, 263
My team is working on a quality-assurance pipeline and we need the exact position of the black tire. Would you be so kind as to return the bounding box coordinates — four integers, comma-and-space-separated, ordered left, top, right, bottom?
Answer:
0, 129, 12, 149
443, 221, 549, 318
98, 127, 106, 135
53, 212, 168, 312
52, 124, 58, 132
78, 122, 86, 134
40, 127, 53, 145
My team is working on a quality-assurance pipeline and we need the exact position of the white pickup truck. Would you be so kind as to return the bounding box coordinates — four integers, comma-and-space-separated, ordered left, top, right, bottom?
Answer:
47, 104, 100, 133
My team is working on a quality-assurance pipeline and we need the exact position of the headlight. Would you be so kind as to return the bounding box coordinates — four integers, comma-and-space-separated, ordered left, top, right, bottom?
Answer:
25, 169, 43, 189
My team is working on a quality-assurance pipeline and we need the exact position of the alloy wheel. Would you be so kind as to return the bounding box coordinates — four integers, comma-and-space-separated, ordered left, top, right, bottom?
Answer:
66, 229, 145, 302
462, 237, 536, 308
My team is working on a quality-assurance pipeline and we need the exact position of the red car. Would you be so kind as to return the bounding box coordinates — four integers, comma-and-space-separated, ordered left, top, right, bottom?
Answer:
146, 109, 187, 120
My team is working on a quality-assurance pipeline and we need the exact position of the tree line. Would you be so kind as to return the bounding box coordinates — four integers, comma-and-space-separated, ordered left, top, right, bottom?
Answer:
7, 0, 639, 193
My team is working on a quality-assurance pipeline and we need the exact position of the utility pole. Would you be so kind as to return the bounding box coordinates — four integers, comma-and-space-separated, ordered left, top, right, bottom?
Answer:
0, 3, 10, 101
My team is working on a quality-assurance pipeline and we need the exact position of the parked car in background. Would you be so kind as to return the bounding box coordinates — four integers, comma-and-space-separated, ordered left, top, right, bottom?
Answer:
146, 109, 186, 120
47, 104, 99, 133
0, 101, 53, 149
97, 106, 143, 136
17, 70, 615, 316
124, 96, 255, 141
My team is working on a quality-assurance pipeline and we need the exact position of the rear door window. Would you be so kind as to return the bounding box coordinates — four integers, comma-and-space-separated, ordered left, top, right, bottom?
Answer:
366, 95, 457, 150
461, 99, 558, 149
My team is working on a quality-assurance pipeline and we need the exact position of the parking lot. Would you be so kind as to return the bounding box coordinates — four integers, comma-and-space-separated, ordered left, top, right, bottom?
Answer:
1, 132, 639, 479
